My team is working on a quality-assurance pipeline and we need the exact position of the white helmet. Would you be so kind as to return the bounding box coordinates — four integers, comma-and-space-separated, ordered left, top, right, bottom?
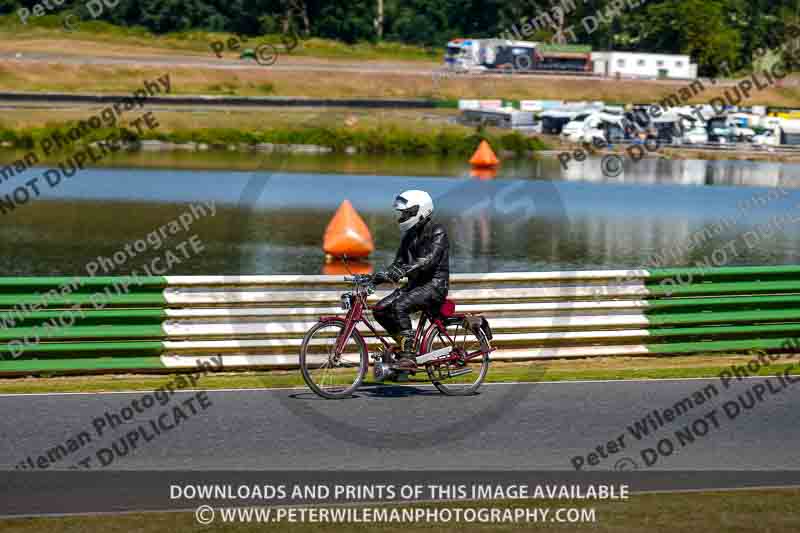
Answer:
393, 190, 433, 233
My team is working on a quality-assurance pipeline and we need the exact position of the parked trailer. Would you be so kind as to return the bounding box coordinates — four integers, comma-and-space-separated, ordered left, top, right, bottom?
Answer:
541, 110, 578, 134
444, 39, 591, 73
461, 108, 536, 128
781, 119, 800, 145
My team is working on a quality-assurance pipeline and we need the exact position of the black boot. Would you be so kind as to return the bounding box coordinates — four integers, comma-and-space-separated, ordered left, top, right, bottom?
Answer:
392, 331, 418, 371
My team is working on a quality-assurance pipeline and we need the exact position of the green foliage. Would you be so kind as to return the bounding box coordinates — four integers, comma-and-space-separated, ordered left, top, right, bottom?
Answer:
0, 122, 551, 157
496, 132, 544, 155
674, 0, 742, 76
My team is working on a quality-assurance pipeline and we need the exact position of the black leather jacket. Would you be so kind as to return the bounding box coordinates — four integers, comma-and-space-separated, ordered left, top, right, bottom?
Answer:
389, 218, 449, 291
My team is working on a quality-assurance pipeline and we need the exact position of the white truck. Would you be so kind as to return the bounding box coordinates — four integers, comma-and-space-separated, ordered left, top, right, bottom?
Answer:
444, 38, 540, 72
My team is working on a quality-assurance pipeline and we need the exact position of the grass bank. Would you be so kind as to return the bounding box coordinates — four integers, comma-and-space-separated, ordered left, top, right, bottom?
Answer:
0, 16, 439, 62
2, 57, 798, 105
2, 489, 799, 532
0, 354, 795, 394
0, 107, 547, 157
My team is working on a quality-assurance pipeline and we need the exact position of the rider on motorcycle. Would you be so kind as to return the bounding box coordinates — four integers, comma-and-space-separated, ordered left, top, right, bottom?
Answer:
372, 190, 450, 371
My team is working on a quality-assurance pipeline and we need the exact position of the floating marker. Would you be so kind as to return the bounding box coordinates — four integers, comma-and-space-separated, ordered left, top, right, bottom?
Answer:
469, 140, 499, 168
322, 259, 373, 276
322, 199, 375, 258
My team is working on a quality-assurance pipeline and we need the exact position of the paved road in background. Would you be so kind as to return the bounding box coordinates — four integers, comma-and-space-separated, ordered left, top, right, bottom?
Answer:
2, 378, 799, 471
0, 51, 440, 75
0, 51, 730, 86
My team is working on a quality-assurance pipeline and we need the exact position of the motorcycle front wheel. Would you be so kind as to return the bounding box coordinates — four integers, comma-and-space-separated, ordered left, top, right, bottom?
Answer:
299, 320, 368, 399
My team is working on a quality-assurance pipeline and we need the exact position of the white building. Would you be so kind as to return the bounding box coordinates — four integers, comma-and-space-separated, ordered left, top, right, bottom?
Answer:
590, 52, 697, 80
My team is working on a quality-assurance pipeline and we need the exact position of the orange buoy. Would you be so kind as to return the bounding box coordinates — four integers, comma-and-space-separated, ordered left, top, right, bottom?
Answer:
469, 140, 499, 168
323, 199, 375, 258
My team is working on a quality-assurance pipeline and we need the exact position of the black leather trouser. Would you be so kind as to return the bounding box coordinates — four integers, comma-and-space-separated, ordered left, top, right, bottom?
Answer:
372, 283, 447, 338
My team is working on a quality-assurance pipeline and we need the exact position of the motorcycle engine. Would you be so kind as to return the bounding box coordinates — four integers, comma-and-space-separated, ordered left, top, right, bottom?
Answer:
373, 361, 396, 382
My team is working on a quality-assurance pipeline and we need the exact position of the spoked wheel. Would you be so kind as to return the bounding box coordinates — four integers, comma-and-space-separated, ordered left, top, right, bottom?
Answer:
299, 321, 368, 399
421, 319, 490, 396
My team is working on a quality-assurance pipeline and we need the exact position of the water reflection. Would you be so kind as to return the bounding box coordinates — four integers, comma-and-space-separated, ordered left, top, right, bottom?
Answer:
0, 159, 799, 275
3, 148, 800, 188
560, 156, 798, 188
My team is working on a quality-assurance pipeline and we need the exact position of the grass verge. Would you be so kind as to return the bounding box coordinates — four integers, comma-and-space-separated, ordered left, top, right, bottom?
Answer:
1, 490, 799, 532
0, 354, 796, 394
0, 107, 547, 157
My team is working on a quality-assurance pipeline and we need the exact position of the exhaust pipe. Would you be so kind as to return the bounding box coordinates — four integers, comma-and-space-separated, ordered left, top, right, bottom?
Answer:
446, 367, 472, 378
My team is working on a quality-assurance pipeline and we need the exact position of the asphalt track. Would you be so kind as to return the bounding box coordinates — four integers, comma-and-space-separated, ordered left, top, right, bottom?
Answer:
2, 377, 800, 471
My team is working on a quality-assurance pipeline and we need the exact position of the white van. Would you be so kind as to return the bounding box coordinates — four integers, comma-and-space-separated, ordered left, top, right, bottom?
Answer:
562, 112, 628, 144
560, 113, 593, 142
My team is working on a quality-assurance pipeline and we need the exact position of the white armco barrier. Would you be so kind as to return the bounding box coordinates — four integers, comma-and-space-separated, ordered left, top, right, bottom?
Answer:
159, 271, 652, 368
156, 267, 800, 369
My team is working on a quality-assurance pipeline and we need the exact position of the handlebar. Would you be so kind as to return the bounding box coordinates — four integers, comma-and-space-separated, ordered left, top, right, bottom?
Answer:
344, 274, 407, 289
344, 274, 374, 284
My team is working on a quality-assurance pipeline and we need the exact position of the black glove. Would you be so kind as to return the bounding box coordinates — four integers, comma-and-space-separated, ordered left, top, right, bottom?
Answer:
386, 264, 405, 283
372, 271, 389, 285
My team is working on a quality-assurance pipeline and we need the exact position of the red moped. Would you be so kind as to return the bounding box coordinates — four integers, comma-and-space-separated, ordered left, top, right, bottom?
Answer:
299, 274, 494, 399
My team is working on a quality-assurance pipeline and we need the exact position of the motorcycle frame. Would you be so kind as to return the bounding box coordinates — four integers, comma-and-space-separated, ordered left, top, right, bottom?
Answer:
319, 285, 490, 366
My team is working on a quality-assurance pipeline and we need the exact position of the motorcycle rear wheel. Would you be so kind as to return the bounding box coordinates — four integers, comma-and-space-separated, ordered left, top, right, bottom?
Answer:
421, 320, 490, 396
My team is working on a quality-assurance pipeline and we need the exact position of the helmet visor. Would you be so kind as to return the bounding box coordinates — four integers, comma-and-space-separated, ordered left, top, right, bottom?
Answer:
393, 195, 419, 224
395, 205, 419, 224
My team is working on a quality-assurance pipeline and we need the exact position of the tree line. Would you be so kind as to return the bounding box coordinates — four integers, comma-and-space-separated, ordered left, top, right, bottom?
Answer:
6, 0, 800, 75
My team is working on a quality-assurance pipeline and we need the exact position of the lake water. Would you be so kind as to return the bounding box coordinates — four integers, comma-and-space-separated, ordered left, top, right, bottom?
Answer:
1, 150, 800, 276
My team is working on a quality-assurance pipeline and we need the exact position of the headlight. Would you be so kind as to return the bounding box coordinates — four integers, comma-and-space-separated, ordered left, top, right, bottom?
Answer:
341, 293, 353, 310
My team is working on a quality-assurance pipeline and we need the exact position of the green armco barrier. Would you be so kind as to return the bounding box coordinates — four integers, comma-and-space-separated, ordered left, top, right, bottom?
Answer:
0, 357, 165, 373
645, 295, 800, 312
0, 324, 165, 342
645, 337, 800, 355
0, 340, 164, 354
648, 309, 800, 325
0, 309, 167, 326
0, 268, 798, 376
0, 276, 168, 311
648, 323, 800, 339
648, 265, 800, 280
0, 276, 168, 289
0, 292, 167, 308
648, 280, 800, 297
